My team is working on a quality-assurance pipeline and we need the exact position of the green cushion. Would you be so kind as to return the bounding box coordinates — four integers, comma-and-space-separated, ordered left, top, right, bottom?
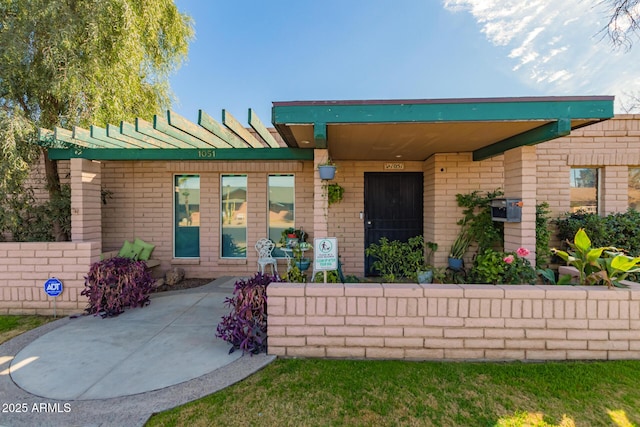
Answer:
118, 240, 141, 260
133, 238, 155, 261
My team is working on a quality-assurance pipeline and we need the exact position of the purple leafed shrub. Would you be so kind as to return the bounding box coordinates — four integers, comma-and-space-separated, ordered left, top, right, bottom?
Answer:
82, 257, 155, 318
216, 272, 284, 354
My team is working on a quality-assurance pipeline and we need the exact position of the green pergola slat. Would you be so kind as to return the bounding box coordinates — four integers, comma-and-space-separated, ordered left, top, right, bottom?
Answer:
248, 108, 280, 148
472, 118, 572, 161
167, 110, 232, 149
55, 127, 90, 148
90, 126, 132, 148
136, 118, 192, 149
74, 127, 121, 148
154, 115, 214, 149
121, 121, 179, 149
198, 110, 248, 148
38, 128, 67, 148
106, 124, 159, 149
223, 109, 264, 148
46, 147, 314, 161
272, 98, 614, 125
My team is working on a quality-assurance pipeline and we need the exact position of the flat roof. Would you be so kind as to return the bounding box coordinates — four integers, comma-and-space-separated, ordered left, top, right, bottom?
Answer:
272, 96, 615, 161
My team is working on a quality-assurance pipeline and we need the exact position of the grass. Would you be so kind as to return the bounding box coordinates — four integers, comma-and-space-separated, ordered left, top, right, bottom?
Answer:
0, 315, 56, 345
146, 358, 640, 427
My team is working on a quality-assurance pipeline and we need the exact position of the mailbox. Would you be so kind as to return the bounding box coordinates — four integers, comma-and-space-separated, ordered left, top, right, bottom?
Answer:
490, 198, 522, 222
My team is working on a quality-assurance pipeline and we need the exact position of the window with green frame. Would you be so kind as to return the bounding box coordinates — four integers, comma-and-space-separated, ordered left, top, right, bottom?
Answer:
221, 175, 247, 258
174, 175, 200, 258
268, 175, 295, 257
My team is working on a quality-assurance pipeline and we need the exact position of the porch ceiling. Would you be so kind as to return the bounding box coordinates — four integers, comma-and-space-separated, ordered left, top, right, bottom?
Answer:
272, 96, 614, 161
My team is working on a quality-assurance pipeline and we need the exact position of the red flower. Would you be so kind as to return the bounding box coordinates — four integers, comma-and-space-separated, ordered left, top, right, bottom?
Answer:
503, 255, 515, 264
516, 247, 530, 257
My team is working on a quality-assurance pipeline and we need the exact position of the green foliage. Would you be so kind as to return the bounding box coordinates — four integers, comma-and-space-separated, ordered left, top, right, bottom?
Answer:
284, 264, 307, 283
325, 183, 345, 206
470, 247, 537, 285
0, 0, 193, 241
552, 228, 640, 288
365, 236, 434, 282
535, 202, 552, 268
313, 271, 340, 283
455, 189, 504, 255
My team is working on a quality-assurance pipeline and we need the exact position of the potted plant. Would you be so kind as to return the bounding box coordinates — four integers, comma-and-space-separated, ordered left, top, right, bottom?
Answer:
280, 227, 306, 248
325, 182, 344, 206
448, 224, 471, 271
416, 240, 438, 283
293, 241, 311, 271
318, 159, 336, 180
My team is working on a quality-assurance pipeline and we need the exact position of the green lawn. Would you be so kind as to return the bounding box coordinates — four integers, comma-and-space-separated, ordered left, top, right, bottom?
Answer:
0, 315, 56, 345
146, 358, 640, 427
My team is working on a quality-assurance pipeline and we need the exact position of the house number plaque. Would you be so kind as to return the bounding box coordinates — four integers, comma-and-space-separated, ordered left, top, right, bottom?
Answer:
384, 162, 404, 170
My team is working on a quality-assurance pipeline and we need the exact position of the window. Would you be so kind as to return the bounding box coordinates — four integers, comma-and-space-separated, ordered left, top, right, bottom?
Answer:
268, 175, 295, 257
221, 175, 247, 258
174, 175, 200, 258
570, 168, 598, 213
630, 168, 640, 210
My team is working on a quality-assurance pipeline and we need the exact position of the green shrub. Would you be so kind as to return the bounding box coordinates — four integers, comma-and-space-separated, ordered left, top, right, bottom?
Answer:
365, 235, 429, 282
455, 189, 504, 254
470, 247, 537, 285
536, 202, 552, 268
555, 209, 640, 257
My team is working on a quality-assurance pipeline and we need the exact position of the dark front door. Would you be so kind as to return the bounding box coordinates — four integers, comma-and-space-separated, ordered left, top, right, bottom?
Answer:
364, 172, 424, 276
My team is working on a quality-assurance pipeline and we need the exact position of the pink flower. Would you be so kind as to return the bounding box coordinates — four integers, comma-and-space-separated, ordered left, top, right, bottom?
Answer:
516, 247, 530, 257
503, 255, 515, 264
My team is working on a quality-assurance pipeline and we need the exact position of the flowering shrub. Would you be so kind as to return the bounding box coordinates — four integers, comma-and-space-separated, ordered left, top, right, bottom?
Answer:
216, 272, 285, 354
471, 248, 537, 285
82, 257, 155, 317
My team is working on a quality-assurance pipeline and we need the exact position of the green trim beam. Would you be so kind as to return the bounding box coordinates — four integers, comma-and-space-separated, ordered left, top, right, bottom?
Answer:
46, 147, 313, 161
272, 98, 614, 125
473, 118, 572, 161
314, 122, 327, 148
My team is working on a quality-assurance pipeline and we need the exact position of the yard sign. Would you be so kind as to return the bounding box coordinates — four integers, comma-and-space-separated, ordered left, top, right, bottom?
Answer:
314, 237, 338, 271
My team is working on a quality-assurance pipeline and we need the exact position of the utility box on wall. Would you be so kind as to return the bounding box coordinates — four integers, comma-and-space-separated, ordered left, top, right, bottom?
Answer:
490, 198, 522, 222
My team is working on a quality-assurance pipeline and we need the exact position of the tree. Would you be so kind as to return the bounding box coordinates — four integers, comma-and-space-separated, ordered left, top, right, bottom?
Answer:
0, 0, 193, 240
603, 0, 640, 49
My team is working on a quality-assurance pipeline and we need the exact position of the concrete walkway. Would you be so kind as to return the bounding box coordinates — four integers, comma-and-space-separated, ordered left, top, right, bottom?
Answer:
0, 277, 275, 427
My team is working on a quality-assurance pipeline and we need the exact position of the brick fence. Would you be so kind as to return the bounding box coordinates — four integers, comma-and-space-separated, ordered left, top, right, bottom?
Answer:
267, 282, 640, 361
0, 242, 101, 315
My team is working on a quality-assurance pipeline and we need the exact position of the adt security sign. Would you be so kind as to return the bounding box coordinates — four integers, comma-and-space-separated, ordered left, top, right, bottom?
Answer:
44, 278, 63, 297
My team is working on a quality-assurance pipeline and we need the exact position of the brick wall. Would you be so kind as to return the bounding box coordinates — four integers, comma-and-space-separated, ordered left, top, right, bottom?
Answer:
100, 160, 314, 278
267, 282, 640, 361
0, 242, 100, 315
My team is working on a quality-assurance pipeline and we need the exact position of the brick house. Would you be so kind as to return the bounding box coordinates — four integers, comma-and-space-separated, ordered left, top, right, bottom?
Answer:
7, 95, 640, 362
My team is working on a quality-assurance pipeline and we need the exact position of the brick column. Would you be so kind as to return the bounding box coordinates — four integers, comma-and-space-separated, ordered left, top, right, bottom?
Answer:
313, 149, 329, 238
601, 165, 628, 214
503, 146, 537, 265
70, 158, 102, 243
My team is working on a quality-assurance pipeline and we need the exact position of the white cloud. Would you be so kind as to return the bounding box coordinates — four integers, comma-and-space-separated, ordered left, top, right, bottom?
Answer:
444, 0, 640, 112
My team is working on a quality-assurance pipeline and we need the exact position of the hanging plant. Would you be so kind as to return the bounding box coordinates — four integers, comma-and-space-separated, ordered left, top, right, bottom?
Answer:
325, 183, 344, 206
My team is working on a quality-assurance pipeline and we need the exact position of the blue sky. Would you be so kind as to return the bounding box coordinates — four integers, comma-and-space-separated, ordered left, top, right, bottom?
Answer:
170, 0, 640, 125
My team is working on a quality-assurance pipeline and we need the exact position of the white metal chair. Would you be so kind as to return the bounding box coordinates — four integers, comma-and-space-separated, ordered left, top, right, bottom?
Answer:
255, 238, 278, 275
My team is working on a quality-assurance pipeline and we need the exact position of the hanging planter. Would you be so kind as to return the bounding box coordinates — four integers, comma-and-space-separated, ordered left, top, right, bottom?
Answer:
318, 165, 336, 180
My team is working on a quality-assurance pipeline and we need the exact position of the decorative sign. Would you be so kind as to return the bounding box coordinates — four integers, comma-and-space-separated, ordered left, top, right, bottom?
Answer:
314, 238, 338, 271
384, 162, 405, 170
44, 278, 63, 297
